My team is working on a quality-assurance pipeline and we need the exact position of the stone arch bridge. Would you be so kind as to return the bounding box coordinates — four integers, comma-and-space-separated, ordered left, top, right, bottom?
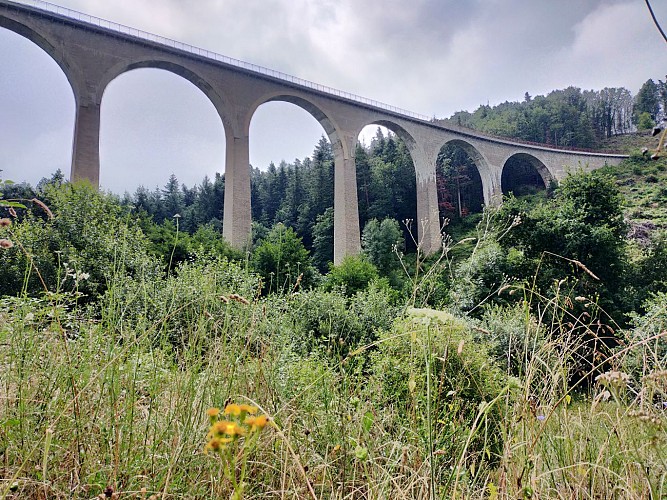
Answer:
0, 0, 626, 263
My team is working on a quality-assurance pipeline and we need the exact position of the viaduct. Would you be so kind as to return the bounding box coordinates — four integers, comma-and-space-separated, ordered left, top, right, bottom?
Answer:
0, 0, 627, 263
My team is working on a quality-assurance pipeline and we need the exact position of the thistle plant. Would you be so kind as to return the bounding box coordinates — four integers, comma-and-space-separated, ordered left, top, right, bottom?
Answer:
205, 403, 270, 500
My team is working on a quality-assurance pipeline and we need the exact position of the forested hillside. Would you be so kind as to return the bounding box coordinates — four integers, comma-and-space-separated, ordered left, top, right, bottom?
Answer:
442, 78, 667, 149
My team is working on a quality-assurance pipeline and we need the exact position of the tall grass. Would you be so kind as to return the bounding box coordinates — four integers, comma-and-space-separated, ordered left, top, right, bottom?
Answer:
1, 229, 666, 498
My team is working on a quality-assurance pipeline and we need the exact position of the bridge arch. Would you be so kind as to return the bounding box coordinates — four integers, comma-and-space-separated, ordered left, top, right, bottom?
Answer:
501, 152, 554, 196
0, 15, 81, 96
246, 92, 343, 156
247, 92, 363, 262
356, 121, 419, 244
435, 140, 485, 220
98, 67, 226, 192
99, 58, 233, 133
439, 138, 495, 207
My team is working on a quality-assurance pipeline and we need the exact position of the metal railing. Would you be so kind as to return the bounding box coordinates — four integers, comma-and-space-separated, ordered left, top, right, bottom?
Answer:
6, 0, 432, 121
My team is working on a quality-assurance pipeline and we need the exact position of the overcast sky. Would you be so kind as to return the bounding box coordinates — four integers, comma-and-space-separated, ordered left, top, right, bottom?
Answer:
1, 0, 666, 194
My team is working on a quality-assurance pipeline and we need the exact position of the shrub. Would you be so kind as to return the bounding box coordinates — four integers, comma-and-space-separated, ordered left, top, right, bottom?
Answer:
624, 292, 667, 380
361, 218, 403, 276
251, 223, 316, 294
282, 285, 399, 360
478, 303, 546, 376
0, 182, 160, 301
103, 255, 260, 351
322, 255, 379, 296
371, 308, 508, 479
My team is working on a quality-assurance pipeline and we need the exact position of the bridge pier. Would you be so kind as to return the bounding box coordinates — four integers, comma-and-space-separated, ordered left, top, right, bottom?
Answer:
332, 133, 361, 264
222, 131, 252, 250
410, 141, 443, 255
71, 93, 102, 187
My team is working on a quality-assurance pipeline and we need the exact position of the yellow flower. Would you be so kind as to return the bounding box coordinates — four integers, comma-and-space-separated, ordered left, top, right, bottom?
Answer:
207, 407, 221, 425
239, 404, 258, 415
204, 437, 232, 453
244, 415, 269, 431
212, 420, 245, 437
224, 403, 242, 416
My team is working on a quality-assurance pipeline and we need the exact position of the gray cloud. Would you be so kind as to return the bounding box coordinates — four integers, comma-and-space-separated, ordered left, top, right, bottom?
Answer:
1, 0, 666, 192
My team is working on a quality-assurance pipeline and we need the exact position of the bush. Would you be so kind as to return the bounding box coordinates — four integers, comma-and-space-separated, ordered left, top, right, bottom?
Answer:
0, 182, 160, 301
478, 303, 546, 376
281, 284, 399, 360
322, 255, 379, 296
251, 223, 316, 294
103, 255, 260, 351
624, 292, 667, 380
371, 308, 509, 476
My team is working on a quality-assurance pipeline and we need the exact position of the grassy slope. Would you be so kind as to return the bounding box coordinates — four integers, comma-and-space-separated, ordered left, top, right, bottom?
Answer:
598, 130, 667, 232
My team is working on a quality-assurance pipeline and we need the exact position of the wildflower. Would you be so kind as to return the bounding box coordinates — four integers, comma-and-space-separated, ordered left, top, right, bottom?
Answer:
207, 407, 221, 418
245, 415, 268, 431
224, 403, 242, 416
205, 437, 232, 453
212, 420, 245, 437
0, 217, 11, 227
207, 407, 220, 425
238, 404, 258, 415
0, 238, 14, 249
644, 370, 667, 384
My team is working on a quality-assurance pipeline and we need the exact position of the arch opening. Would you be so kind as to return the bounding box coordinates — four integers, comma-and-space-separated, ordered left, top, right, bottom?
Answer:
501, 153, 551, 197
356, 123, 417, 253
436, 141, 484, 223
0, 27, 75, 186
249, 99, 333, 270
100, 67, 225, 228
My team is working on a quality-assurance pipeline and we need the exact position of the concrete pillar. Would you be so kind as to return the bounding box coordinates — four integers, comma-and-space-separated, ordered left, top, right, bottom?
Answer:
413, 148, 442, 255
488, 166, 503, 206
70, 93, 101, 187
416, 176, 442, 255
222, 132, 252, 250
333, 133, 361, 264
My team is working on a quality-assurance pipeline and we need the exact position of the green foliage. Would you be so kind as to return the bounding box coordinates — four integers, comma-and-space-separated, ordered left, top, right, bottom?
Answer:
633, 79, 660, 123
0, 182, 160, 300
451, 238, 510, 313
277, 284, 400, 360
361, 218, 403, 277
311, 207, 334, 272
624, 291, 667, 380
497, 170, 630, 318
322, 254, 380, 296
478, 303, 546, 376
637, 111, 655, 130
447, 86, 633, 147
104, 255, 259, 350
371, 309, 508, 474
251, 223, 316, 294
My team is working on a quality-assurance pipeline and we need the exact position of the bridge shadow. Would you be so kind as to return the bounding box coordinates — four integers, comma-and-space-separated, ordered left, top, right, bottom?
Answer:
501, 153, 552, 197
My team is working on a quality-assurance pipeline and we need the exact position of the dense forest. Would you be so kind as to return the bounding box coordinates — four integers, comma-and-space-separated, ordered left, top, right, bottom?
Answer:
2, 79, 667, 498
443, 78, 667, 149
